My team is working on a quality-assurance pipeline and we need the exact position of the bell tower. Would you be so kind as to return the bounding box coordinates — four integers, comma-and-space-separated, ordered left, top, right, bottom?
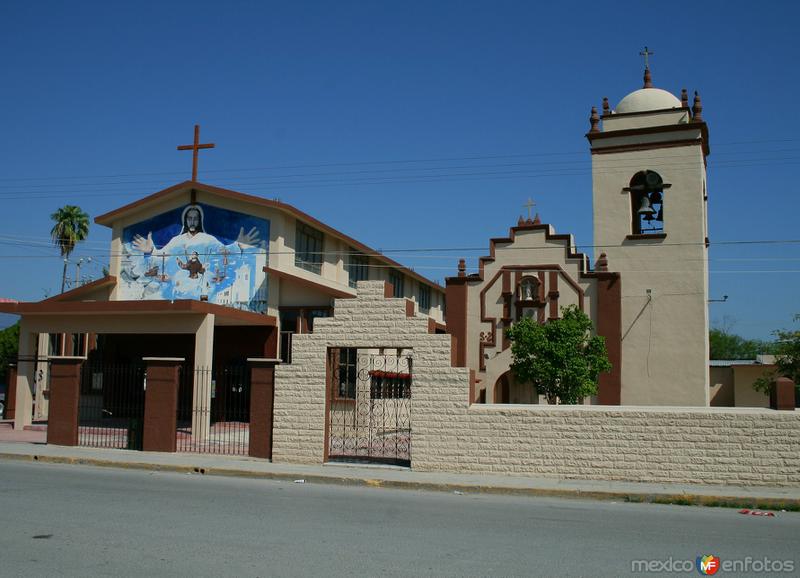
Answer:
588, 63, 710, 406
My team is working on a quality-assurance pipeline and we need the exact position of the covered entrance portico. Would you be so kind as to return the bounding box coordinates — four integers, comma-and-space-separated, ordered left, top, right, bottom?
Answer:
2, 297, 277, 439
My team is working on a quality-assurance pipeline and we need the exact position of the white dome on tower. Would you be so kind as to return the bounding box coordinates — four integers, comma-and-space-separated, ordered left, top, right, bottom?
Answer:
615, 88, 682, 114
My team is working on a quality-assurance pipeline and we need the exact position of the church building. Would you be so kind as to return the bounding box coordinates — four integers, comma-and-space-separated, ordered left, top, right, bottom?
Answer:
4, 63, 714, 433
3, 178, 446, 428
446, 64, 710, 406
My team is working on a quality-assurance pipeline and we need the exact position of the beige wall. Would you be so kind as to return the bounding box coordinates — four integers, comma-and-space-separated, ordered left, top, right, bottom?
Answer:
709, 366, 735, 406
709, 365, 772, 408
592, 123, 708, 406
272, 281, 800, 487
602, 109, 689, 131
732, 365, 772, 408
414, 403, 800, 486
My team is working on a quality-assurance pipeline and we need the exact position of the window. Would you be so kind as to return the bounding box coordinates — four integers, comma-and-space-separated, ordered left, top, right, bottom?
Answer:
370, 371, 412, 399
306, 308, 330, 332
48, 334, 61, 356
627, 170, 666, 235
369, 355, 412, 399
336, 348, 358, 400
280, 307, 332, 363
346, 250, 369, 288
71, 333, 87, 357
295, 221, 324, 274
419, 284, 431, 313
389, 270, 404, 298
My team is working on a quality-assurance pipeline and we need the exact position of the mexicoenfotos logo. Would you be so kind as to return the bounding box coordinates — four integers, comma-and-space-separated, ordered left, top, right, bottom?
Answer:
631, 555, 795, 574
696, 555, 720, 575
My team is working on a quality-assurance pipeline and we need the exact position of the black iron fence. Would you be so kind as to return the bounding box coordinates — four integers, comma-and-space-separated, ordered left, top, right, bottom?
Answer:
327, 349, 411, 466
78, 363, 146, 450
176, 365, 250, 455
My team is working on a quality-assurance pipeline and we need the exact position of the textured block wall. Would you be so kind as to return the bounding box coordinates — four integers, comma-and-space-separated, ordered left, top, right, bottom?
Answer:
413, 405, 800, 486
272, 281, 458, 464
273, 281, 800, 487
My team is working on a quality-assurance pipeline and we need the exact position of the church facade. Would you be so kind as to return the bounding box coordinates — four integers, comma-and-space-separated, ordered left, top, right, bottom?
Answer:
3, 181, 446, 428
447, 67, 710, 406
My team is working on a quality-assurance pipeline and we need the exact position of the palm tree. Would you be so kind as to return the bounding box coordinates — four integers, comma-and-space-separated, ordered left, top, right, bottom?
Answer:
50, 205, 90, 293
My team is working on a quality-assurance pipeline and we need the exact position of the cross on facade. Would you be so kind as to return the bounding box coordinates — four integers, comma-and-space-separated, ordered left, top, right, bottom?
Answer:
523, 198, 536, 220
177, 124, 215, 181
639, 46, 654, 70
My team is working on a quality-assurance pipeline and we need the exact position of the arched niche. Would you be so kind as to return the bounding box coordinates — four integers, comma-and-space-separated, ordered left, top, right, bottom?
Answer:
626, 170, 670, 235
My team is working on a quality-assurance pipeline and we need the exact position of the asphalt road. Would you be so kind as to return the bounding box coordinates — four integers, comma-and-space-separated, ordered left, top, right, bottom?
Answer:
0, 460, 798, 577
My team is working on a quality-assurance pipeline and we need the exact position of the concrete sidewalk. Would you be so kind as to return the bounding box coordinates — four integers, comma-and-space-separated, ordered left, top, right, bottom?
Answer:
0, 429, 798, 511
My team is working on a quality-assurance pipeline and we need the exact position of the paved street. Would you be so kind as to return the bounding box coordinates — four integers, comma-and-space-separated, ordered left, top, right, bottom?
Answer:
0, 460, 798, 577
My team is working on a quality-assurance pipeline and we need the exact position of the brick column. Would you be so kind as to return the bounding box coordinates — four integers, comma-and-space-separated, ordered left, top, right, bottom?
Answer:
4, 363, 17, 419
47, 357, 83, 446
595, 273, 622, 405
142, 357, 183, 453
771, 377, 796, 411
248, 358, 280, 459
445, 277, 468, 368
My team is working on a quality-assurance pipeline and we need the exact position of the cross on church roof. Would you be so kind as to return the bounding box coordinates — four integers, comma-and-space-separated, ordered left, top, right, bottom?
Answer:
177, 124, 215, 181
523, 198, 536, 220
639, 46, 654, 70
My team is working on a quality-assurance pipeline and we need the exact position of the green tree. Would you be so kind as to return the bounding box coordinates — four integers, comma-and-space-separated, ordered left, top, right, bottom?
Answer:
753, 314, 800, 395
506, 305, 612, 405
50, 205, 90, 293
0, 322, 20, 385
708, 328, 772, 359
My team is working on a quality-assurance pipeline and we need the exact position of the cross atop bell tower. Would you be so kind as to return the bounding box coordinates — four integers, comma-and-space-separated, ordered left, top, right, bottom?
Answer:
639, 46, 654, 88
639, 46, 653, 70
177, 124, 215, 181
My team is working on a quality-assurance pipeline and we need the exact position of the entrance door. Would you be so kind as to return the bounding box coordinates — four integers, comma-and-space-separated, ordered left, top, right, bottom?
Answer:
326, 348, 411, 466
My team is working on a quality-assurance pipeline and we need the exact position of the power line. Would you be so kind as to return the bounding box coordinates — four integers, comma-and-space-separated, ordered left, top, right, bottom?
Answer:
0, 237, 799, 260
1, 157, 798, 201
0, 150, 797, 194
0, 136, 798, 184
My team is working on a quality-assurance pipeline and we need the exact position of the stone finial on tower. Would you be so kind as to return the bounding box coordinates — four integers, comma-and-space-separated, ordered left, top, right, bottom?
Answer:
532, 213, 541, 225
681, 88, 689, 108
589, 106, 600, 133
458, 258, 466, 277
518, 215, 526, 226
595, 252, 609, 272
692, 91, 703, 122
643, 68, 653, 88
602, 97, 610, 115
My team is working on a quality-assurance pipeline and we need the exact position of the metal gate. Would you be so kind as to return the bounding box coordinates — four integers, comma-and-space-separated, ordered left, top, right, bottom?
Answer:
78, 362, 146, 450
176, 365, 250, 455
327, 348, 411, 466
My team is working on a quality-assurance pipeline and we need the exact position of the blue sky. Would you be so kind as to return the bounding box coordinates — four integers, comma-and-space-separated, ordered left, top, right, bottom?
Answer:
0, 1, 797, 340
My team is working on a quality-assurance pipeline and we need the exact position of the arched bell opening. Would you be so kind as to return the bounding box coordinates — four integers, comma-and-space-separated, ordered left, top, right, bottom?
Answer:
626, 170, 669, 234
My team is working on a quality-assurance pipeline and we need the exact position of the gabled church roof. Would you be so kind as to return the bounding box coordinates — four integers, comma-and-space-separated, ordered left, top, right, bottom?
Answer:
95, 180, 443, 291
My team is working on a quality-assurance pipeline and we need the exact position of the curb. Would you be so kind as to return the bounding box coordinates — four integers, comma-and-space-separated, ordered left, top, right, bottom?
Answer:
3, 452, 799, 512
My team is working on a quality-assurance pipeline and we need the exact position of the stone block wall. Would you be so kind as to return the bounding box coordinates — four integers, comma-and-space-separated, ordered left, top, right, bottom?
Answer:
413, 405, 800, 486
273, 281, 800, 487
272, 281, 459, 464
